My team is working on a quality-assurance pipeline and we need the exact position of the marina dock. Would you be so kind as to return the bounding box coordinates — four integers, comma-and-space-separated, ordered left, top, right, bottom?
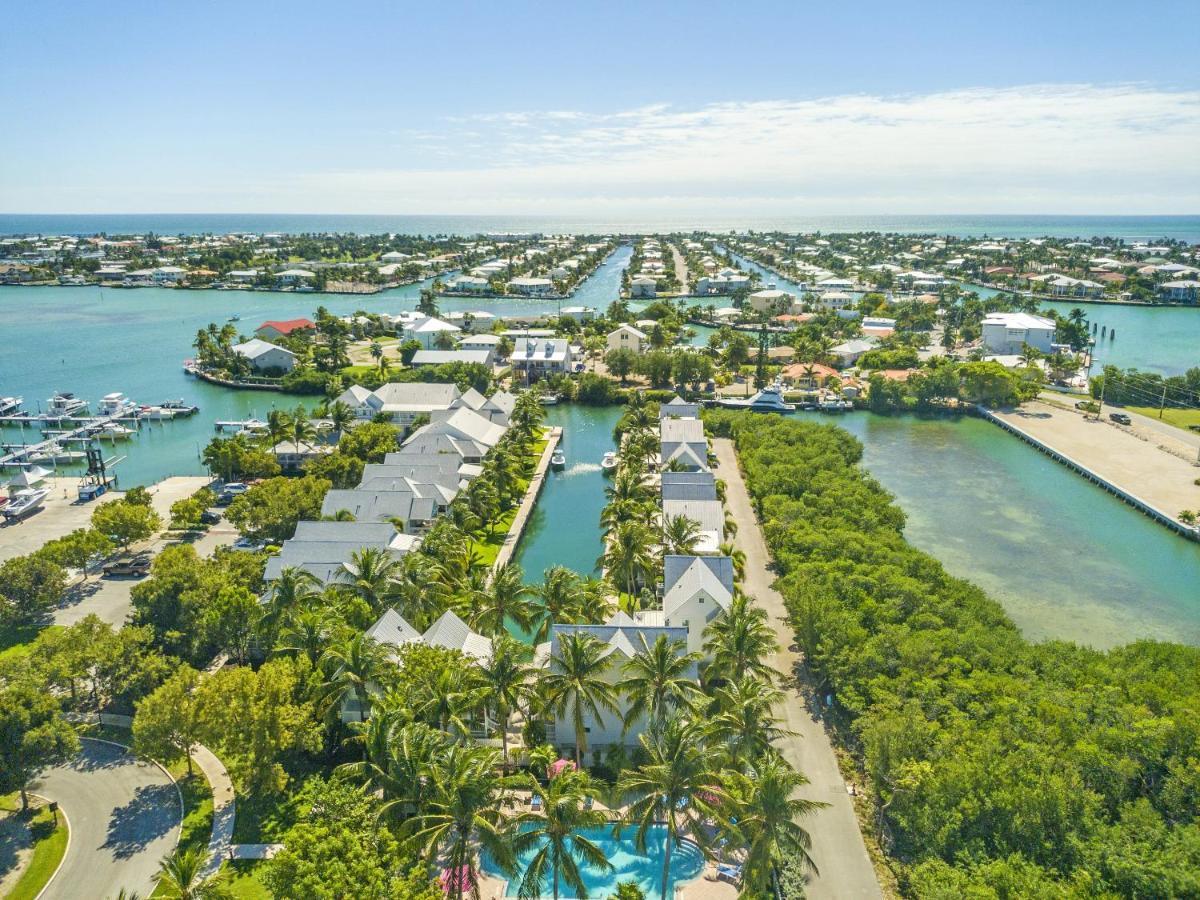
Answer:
980, 402, 1200, 541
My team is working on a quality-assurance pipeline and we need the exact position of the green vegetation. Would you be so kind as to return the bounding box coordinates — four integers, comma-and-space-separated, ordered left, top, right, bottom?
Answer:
149, 754, 215, 899
1, 799, 69, 900
1091, 365, 1200, 414
709, 409, 1200, 897
1127, 405, 1200, 429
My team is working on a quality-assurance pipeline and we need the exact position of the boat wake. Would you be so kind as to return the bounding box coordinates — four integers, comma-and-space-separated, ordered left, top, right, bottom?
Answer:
563, 462, 602, 476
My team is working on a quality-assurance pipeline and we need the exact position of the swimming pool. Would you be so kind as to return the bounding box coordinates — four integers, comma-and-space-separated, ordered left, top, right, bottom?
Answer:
481, 823, 705, 899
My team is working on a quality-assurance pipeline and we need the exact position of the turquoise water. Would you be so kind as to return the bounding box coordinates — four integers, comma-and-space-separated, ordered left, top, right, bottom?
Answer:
481, 824, 704, 899
6, 214, 1199, 242
514, 404, 622, 584
1040, 301, 1199, 377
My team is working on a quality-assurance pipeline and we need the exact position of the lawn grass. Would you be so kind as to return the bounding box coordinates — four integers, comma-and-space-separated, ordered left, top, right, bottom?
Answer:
0, 622, 56, 664
469, 508, 518, 567
224, 860, 272, 899
2, 802, 69, 900
1126, 405, 1200, 430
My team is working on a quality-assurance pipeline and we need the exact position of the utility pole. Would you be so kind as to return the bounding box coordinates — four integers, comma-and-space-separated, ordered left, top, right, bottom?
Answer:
1095, 377, 1106, 421
1159, 384, 1167, 419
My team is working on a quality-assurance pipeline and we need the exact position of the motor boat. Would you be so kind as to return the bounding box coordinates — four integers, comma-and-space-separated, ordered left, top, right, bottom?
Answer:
818, 397, 854, 412
550, 448, 566, 469
716, 381, 795, 412
98, 392, 138, 417
3, 488, 49, 520
97, 422, 137, 440
0, 396, 22, 416
540, 393, 560, 406
600, 451, 618, 474
161, 399, 199, 415
47, 392, 88, 416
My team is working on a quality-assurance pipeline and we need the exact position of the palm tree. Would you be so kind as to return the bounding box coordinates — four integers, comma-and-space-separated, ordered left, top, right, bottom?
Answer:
703, 593, 778, 685
265, 408, 291, 449
622, 635, 699, 736
478, 634, 533, 771
319, 632, 392, 723
288, 403, 316, 454
341, 714, 449, 820
543, 633, 620, 768
617, 716, 719, 900
717, 542, 746, 583
153, 845, 225, 899
662, 514, 702, 556
325, 400, 356, 439
275, 607, 333, 668
472, 564, 537, 636
532, 566, 586, 643
369, 341, 384, 371
259, 565, 320, 645
709, 676, 791, 764
411, 665, 489, 739
407, 744, 518, 900
721, 755, 826, 895
339, 546, 402, 613
514, 770, 613, 900
599, 521, 657, 599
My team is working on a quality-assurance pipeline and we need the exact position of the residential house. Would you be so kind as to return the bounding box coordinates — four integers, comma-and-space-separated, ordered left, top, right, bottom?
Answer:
275, 269, 316, 286
255, 318, 315, 341
660, 471, 718, 502
508, 276, 555, 296
981, 312, 1056, 354
630, 276, 657, 298
231, 338, 296, 373
409, 349, 494, 368
659, 555, 734, 656
658, 396, 700, 420
659, 416, 708, 471
402, 315, 461, 350
1159, 280, 1200, 303
747, 289, 797, 315
511, 338, 575, 381
661, 499, 724, 554
829, 338, 878, 367
607, 324, 647, 355
272, 439, 334, 472
263, 521, 412, 584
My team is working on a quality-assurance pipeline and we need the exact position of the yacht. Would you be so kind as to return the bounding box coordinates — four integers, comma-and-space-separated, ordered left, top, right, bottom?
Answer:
550, 448, 566, 469
3, 488, 49, 520
161, 399, 199, 416
0, 396, 22, 416
97, 422, 137, 440
98, 392, 138, 417
600, 451, 618, 474
539, 393, 560, 406
47, 392, 88, 416
716, 381, 795, 413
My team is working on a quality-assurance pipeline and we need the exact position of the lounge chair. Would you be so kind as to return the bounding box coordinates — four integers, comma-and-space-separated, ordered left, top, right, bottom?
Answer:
531, 795, 543, 811
716, 863, 742, 884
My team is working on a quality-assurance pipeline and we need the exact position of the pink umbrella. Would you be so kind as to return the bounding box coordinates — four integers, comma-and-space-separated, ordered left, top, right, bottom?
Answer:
548, 758, 576, 779
440, 865, 475, 894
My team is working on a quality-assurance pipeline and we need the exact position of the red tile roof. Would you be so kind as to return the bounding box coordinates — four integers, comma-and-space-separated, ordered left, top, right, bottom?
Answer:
257, 318, 315, 335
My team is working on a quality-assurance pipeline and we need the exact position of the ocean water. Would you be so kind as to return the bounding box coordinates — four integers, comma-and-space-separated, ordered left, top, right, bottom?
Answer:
3, 213, 1199, 242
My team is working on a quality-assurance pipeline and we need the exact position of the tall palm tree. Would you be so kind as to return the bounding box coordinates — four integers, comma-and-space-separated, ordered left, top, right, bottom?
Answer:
617, 716, 719, 900
265, 408, 291, 449
325, 400, 356, 439
543, 632, 620, 768
622, 635, 699, 736
369, 340, 384, 370
275, 607, 334, 668
288, 403, 316, 454
599, 521, 657, 599
478, 634, 533, 771
339, 546, 402, 613
662, 514, 702, 556
411, 663, 489, 739
319, 632, 392, 723
703, 593, 778, 685
721, 755, 826, 895
340, 712, 449, 819
709, 676, 791, 764
717, 542, 746, 583
532, 566, 586, 644
153, 845, 225, 899
407, 744, 518, 900
472, 564, 537, 636
514, 771, 613, 900
259, 565, 320, 645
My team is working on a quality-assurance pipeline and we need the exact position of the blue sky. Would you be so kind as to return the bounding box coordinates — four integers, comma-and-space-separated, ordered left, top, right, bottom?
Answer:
3, 0, 1199, 214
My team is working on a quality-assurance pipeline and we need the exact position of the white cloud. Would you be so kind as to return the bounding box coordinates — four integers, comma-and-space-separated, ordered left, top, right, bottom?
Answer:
8, 83, 1200, 214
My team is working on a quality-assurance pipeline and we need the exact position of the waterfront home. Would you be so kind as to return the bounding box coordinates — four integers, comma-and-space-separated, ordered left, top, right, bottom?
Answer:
829, 338, 878, 367
659, 554, 734, 656
457, 387, 516, 426
407, 406, 507, 455
782, 362, 838, 389
630, 276, 657, 298
320, 487, 438, 531
335, 382, 464, 427
1158, 280, 1200, 303
981, 312, 1056, 354
444, 311, 497, 332
153, 265, 187, 284
1043, 275, 1104, 298
559, 306, 596, 323
255, 318, 315, 341
659, 416, 709, 472
272, 439, 334, 472
694, 274, 752, 295
358, 460, 467, 505
275, 268, 316, 286
662, 499, 724, 553
507, 276, 555, 296
226, 269, 259, 284
457, 333, 504, 358
511, 338, 575, 382
231, 338, 297, 373
660, 471, 718, 502
383, 449, 483, 481
813, 291, 854, 311
450, 275, 491, 293
540, 616, 697, 754
401, 314, 462, 350
659, 396, 700, 419
896, 270, 945, 291
409, 348, 495, 368
607, 323, 648, 355
747, 288, 798, 315
264, 521, 413, 583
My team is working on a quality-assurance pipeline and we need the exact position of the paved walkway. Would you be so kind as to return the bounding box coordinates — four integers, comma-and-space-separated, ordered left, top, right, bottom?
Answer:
32, 738, 182, 899
713, 439, 882, 900
670, 243, 690, 295
192, 743, 235, 877
493, 427, 561, 571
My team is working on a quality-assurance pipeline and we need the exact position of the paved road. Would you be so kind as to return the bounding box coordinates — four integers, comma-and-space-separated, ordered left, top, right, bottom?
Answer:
713, 439, 883, 899
32, 738, 182, 899
670, 244, 690, 294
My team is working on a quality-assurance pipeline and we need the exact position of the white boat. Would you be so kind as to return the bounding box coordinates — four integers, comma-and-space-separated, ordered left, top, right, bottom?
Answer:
97, 423, 137, 440
3, 488, 49, 519
600, 451, 618, 474
550, 449, 566, 469
161, 399, 199, 416
0, 396, 22, 416
27, 449, 86, 465
540, 393, 560, 406
98, 392, 138, 417
716, 381, 796, 412
47, 392, 88, 416
819, 398, 854, 412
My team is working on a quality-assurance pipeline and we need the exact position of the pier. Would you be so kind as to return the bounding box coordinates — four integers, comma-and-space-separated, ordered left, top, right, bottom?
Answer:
979, 402, 1200, 541
492, 425, 562, 572
0, 412, 143, 469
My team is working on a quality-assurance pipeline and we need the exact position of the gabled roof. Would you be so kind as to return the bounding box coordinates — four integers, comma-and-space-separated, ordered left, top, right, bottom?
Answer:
660, 471, 717, 501
232, 338, 294, 360
335, 384, 374, 407
422, 610, 492, 662
662, 499, 724, 534
549, 617, 693, 669
663, 556, 734, 619
369, 382, 462, 412
366, 609, 423, 652
320, 489, 437, 524
256, 318, 314, 334
659, 396, 700, 420
415, 407, 506, 449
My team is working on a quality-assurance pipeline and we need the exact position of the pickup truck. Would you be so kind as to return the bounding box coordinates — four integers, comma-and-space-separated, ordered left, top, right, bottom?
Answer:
103, 555, 152, 577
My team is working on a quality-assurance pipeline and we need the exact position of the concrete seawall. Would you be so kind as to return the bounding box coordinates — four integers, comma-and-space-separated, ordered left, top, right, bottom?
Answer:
978, 404, 1199, 541
493, 426, 562, 571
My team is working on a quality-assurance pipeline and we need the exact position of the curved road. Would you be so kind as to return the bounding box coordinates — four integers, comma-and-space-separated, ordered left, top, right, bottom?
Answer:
32, 738, 182, 899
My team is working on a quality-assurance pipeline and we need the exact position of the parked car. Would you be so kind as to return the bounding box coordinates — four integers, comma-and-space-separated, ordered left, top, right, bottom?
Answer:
103, 554, 152, 577
1109, 412, 1132, 425
199, 509, 222, 525
233, 537, 266, 552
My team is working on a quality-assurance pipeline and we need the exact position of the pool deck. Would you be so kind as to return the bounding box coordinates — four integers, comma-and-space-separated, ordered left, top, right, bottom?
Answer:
477, 864, 738, 900
493, 426, 562, 571
983, 400, 1200, 539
